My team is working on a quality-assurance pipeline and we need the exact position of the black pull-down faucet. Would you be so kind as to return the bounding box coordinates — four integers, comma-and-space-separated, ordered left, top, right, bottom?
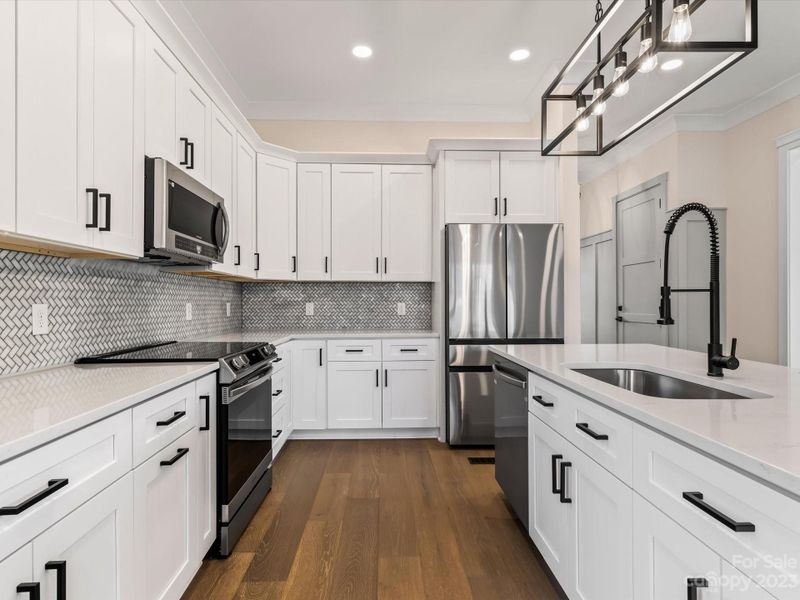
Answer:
657, 202, 739, 377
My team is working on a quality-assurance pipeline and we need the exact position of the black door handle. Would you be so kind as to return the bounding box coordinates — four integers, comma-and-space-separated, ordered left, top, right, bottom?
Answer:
199, 395, 211, 431
551, 454, 563, 494
494, 197, 498, 216
179, 137, 189, 166
235, 245, 241, 266
16, 583, 41, 600
45, 561, 66, 600
319, 348, 323, 366
272, 389, 283, 396
559, 461, 573, 503
532, 395, 554, 408
576, 422, 609, 441
156, 411, 186, 427
254, 252, 260, 272
503, 197, 508, 216
384, 257, 387, 274
324, 256, 328, 273
85, 188, 98, 228
272, 429, 283, 439
384, 369, 388, 388
682, 492, 755, 532
99, 193, 111, 231
292, 255, 297, 273
187, 141, 195, 170
687, 577, 709, 600
160, 447, 189, 467
375, 257, 379, 273
376, 369, 379, 387
0, 479, 69, 516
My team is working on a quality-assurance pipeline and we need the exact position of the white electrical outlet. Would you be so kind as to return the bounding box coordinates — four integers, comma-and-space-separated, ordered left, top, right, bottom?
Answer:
226, 302, 231, 317
185, 303, 192, 320
32, 303, 49, 335
305, 302, 315, 316
397, 302, 406, 316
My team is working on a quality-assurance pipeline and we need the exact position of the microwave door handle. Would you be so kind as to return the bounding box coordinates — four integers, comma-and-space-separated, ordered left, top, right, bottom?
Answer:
215, 202, 230, 256
225, 368, 273, 404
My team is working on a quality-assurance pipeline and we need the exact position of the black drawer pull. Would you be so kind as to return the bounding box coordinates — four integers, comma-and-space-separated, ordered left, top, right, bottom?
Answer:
156, 411, 186, 427
400, 348, 419, 353
160, 447, 189, 467
345, 349, 364, 353
687, 577, 709, 600
532, 395, 553, 408
559, 461, 573, 504
16, 583, 40, 600
576, 422, 609, 441
551, 454, 563, 495
273, 429, 283, 439
0, 478, 69, 516
45, 561, 66, 600
682, 492, 755, 532
272, 389, 283, 397
199, 395, 211, 432
273, 357, 283, 363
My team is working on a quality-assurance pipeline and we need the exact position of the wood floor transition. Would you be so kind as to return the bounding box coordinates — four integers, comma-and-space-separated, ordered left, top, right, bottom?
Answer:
181, 439, 562, 600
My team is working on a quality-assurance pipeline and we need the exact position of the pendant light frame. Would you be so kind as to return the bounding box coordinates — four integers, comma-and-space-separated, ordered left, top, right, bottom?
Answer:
541, 0, 758, 157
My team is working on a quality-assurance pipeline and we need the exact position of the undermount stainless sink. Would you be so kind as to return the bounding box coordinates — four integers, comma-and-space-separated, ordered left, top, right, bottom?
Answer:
572, 368, 752, 400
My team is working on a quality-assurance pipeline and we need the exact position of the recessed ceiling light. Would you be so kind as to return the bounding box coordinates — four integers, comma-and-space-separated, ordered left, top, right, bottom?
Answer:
661, 58, 684, 71
352, 45, 373, 59
509, 48, 531, 62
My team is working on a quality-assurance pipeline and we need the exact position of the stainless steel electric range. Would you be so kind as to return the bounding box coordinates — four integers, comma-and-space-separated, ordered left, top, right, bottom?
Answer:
77, 339, 278, 556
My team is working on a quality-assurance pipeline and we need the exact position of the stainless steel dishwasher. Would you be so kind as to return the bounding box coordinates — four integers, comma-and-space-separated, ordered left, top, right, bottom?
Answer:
493, 357, 529, 530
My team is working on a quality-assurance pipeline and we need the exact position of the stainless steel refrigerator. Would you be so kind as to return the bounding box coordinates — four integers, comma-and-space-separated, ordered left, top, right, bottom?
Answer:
446, 223, 564, 446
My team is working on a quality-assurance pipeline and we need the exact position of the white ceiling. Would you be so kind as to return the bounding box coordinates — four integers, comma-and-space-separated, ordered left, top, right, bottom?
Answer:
166, 0, 800, 124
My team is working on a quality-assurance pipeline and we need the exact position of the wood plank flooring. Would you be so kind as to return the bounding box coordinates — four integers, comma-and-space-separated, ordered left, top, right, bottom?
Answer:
182, 439, 562, 600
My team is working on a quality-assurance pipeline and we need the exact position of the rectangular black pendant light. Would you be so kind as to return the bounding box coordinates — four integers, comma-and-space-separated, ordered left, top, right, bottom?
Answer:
541, 0, 758, 157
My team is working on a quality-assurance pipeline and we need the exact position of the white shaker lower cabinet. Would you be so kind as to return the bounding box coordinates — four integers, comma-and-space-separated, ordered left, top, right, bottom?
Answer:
133, 431, 198, 600
32, 473, 135, 600
0, 545, 33, 600
327, 361, 383, 429
292, 341, 328, 430
382, 361, 436, 428
194, 374, 217, 560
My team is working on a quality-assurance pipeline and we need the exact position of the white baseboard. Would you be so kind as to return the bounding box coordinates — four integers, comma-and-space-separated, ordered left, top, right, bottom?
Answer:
289, 428, 439, 440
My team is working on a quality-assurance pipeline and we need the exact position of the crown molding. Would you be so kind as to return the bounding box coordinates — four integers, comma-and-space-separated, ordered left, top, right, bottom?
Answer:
426, 138, 543, 163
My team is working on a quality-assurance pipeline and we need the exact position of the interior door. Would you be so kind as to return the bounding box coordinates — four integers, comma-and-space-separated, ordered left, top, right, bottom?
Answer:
297, 163, 332, 280
0, 0, 14, 232
210, 105, 238, 275
257, 154, 297, 280
499, 151, 557, 223
615, 180, 668, 345
327, 361, 382, 429
444, 151, 500, 223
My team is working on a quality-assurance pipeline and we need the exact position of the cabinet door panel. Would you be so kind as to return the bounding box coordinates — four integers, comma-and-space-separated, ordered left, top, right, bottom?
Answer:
331, 165, 382, 280
297, 164, 332, 280
195, 374, 217, 559
145, 29, 180, 164
444, 151, 500, 223
33, 473, 134, 600
327, 361, 382, 429
177, 75, 212, 186
210, 105, 238, 275
236, 135, 257, 278
381, 165, 432, 281
292, 342, 327, 430
0, 0, 14, 232
383, 361, 436, 428
0, 544, 33, 600
257, 155, 297, 280
16, 0, 90, 247
500, 152, 557, 223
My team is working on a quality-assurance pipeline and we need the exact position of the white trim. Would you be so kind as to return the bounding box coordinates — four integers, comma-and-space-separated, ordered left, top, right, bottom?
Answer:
289, 428, 439, 440
426, 138, 542, 164
777, 129, 800, 366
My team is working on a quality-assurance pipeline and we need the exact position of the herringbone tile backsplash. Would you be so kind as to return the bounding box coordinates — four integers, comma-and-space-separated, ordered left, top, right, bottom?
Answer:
0, 250, 242, 375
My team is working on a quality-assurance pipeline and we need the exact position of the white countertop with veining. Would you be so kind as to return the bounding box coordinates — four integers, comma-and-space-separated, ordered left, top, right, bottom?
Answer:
199, 329, 439, 345
489, 343, 800, 498
0, 362, 218, 464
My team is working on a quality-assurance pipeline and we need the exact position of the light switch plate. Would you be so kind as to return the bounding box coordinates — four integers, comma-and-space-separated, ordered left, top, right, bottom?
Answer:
305, 302, 314, 316
185, 303, 192, 320
32, 303, 49, 335
226, 302, 231, 317
397, 302, 406, 316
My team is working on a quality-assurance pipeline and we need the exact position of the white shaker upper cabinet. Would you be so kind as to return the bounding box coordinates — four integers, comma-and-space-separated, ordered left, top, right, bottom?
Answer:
144, 28, 181, 165
499, 152, 557, 223
16, 0, 90, 247
209, 105, 238, 276
256, 155, 297, 280
381, 165, 432, 281
0, 0, 14, 233
331, 165, 382, 280
444, 151, 500, 223
177, 73, 212, 187
235, 135, 257, 279
297, 164, 332, 281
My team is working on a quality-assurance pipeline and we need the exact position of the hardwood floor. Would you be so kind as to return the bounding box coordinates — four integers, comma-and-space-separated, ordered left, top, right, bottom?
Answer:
182, 439, 562, 600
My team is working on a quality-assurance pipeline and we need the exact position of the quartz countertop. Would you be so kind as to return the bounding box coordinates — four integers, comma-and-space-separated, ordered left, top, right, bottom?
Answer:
489, 343, 800, 499
0, 362, 218, 464
199, 330, 439, 345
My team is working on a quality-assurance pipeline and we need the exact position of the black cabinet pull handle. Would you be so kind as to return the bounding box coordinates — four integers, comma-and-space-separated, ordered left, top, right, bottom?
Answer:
345, 349, 364, 353
682, 492, 755, 532
384, 257, 387, 274
559, 461, 573, 504
687, 577, 709, 600
16, 583, 41, 600
375, 369, 379, 387
99, 193, 111, 232
400, 348, 418, 353
272, 429, 283, 439
85, 188, 98, 228
187, 141, 195, 170
292, 255, 297, 273
376, 257, 379, 273
319, 348, 323, 366
234, 245, 241, 266
576, 422, 609, 441
272, 389, 283, 396
384, 368, 388, 387
199, 395, 211, 431
160, 447, 189, 467
324, 256, 328, 273
254, 252, 260, 272
45, 561, 66, 600
532, 395, 553, 408
0, 478, 69, 516
179, 137, 189, 166
551, 454, 563, 494
503, 197, 508, 216
494, 197, 498, 216
273, 357, 283, 363
156, 410, 186, 427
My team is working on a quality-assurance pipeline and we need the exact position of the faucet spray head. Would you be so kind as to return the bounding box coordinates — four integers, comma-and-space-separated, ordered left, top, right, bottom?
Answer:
658, 286, 675, 325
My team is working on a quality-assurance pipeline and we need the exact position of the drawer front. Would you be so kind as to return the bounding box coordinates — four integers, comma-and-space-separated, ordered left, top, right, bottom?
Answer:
271, 369, 289, 416
327, 339, 382, 361
528, 372, 574, 434
272, 343, 290, 375
273, 404, 287, 458
381, 338, 437, 361
132, 381, 197, 467
633, 424, 800, 598
0, 411, 132, 562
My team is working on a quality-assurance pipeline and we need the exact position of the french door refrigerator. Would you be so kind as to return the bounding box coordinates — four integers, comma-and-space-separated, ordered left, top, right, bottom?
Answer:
446, 223, 564, 446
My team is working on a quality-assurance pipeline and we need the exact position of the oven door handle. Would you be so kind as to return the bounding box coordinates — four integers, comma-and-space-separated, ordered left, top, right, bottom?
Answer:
225, 368, 273, 404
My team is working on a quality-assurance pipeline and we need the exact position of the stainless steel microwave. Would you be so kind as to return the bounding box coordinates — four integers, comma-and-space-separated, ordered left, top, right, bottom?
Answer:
143, 156, 229, 265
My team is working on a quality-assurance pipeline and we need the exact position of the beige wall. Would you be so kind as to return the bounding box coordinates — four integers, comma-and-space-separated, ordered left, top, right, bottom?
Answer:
249, 119, 535, 154
580, 95, 800, 363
